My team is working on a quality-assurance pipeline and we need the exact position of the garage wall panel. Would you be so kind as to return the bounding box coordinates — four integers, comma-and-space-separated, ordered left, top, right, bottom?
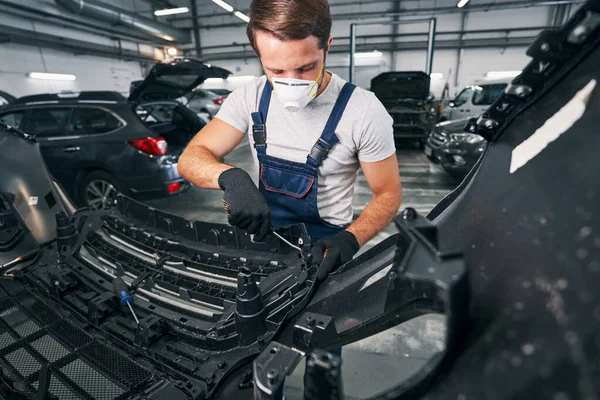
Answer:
0, 44, 143, 97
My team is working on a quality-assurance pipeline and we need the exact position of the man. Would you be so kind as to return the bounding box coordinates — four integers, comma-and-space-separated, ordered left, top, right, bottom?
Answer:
178, 0, 402, 280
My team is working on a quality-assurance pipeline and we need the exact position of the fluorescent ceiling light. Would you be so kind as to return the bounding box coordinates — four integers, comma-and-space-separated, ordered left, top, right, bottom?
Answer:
167, 47, 178, 56
227, 75, 255, 82
234, 11, 250, 22
457, 0, 470, 7
212, 0, 234, 12
28, 72, 76, 81
154, 7, 189, 16
354, 51, 383, 59
430, 72, 444, 79
205, 78, 225, 83
486, 70, 522, 78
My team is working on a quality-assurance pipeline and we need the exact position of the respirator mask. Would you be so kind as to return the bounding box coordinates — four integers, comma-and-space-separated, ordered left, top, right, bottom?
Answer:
271, 64, 325, 112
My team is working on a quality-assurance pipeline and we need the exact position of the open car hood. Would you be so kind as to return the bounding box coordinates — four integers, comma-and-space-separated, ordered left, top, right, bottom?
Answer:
0, 91, 16, 106
371, 71, 431, 101
128, 57, 231, 103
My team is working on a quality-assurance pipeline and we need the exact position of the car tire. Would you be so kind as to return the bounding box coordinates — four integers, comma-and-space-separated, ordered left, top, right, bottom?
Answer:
78, 171, 123, 210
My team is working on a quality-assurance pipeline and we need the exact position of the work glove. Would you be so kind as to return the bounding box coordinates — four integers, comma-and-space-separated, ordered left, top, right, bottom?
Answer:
218, 168, 271, 242
311, 230, 360, 281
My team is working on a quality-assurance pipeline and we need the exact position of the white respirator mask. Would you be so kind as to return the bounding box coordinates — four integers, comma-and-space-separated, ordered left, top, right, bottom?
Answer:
271, 65, 324, 112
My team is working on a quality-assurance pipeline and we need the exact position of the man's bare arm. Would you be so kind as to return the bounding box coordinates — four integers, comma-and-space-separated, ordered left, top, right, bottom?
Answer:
178, 118, 246, 189
346, 155, 402, 246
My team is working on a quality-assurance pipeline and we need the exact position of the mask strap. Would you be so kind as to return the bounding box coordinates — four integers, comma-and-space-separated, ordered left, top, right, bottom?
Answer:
308, 64, 325, 100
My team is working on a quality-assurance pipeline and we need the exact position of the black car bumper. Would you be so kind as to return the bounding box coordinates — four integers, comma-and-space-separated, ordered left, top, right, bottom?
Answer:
425, 137, 486, 176
118, 154, 190, 200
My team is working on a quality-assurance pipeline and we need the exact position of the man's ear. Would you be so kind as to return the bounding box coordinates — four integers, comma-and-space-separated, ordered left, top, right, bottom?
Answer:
325, 35, 333, 54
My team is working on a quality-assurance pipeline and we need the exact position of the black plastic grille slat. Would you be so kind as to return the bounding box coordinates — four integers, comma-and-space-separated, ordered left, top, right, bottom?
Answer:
79, 342, 152, 389
83, 232, 236, 301
102, 215, 287, 274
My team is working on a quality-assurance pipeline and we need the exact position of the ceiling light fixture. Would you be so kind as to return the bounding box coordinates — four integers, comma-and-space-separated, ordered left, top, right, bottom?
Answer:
234, 11, 250, 22
154, 7, 190, 16
457, 0, 470, 7
227, 75, 255, 82
167, 47, 178, 56
430, 73, 444, 79
486, 70, 522, 78
28, 72, 76, 81
354, 51, 383, 59
212, 0, 234, 12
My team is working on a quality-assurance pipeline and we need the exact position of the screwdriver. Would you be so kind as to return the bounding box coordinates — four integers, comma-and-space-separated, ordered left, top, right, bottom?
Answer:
112, 277, 140, 325
0, 249, 39, 271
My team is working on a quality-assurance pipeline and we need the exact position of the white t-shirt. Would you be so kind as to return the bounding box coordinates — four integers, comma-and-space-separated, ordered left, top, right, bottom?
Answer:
215, 72, 395, 226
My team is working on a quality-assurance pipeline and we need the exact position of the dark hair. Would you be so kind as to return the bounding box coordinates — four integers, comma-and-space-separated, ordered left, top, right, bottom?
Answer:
246, 0, 332, 55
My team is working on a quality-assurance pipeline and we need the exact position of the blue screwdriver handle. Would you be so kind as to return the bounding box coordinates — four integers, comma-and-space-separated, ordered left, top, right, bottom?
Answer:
112, 277, 132, 306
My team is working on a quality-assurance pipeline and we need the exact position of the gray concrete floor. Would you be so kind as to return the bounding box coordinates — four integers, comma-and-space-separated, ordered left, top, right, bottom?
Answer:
147, 141, 461, 399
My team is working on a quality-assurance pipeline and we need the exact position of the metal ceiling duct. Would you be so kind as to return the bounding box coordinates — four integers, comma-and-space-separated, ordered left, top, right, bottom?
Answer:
55, 0, 189, 43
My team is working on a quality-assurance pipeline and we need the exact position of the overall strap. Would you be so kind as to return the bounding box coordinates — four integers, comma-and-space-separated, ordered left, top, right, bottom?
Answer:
251, 80, 273, 155
307, 82, 357, 168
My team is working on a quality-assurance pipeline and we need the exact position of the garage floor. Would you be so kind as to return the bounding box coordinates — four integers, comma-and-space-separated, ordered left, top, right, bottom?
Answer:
147, 141, 461, 399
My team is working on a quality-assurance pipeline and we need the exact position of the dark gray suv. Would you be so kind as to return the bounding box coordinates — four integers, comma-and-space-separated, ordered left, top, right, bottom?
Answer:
0, 58, 230, 210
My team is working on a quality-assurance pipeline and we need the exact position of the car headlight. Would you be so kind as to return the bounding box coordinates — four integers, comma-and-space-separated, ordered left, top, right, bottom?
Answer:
450, 133, 485, 144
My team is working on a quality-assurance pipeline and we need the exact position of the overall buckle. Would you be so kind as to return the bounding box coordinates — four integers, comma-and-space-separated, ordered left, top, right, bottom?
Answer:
252, 124, 267, 148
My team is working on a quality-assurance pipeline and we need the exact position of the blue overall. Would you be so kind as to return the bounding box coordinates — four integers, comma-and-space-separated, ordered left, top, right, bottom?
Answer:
250, 80, 357, 242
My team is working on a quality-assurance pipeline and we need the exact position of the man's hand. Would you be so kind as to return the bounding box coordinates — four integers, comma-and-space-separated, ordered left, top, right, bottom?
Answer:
218, 168, 271, 242
311, 230, 360, 280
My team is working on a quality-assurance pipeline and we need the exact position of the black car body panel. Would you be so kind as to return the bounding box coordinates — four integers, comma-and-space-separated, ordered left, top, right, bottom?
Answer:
371, 71, 437, 141
425, 117, 486, 176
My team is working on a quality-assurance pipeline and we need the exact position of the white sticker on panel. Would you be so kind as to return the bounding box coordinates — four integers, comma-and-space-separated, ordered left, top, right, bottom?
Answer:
510, 79, 596, 174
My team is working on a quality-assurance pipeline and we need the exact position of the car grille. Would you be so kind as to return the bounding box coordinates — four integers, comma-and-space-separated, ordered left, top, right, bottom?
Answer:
429, 130, 449, 148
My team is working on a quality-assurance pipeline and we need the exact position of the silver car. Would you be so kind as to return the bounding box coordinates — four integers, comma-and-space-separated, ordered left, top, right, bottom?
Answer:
183, 89, 230, 119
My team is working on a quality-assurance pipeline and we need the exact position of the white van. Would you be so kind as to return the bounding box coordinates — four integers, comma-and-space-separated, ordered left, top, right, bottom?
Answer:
441, 78, 512, 121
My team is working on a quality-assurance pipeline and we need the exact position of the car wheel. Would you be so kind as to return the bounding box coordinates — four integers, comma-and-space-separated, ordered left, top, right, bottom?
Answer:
79, 171, 122, 210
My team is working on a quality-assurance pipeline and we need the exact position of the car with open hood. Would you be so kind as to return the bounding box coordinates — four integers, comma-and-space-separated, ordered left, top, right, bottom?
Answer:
0, 58, 230, 210
370, 71, 438, 146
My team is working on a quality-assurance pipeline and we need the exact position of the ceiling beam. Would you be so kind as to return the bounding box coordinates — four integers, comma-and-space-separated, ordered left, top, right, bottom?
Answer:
186, 26, 550, 52
198, 36, 537, 61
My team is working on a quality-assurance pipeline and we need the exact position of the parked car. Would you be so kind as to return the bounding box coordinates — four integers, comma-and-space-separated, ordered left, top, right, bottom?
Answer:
371, 71, 438, 147
0, 91, 15, 106
129, 84, 230, 120
0, 58, 230, 210
425, 117, 486, 177
183, 88, 229, 119
440, 78, 511, 121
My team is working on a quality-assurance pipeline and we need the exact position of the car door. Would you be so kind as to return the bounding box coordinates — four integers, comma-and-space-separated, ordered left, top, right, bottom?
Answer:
449, 87, 474, 120
23, 107, 90, 195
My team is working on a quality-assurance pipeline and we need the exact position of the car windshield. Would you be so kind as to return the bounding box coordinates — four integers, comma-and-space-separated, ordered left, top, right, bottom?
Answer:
472, 83, 508, 105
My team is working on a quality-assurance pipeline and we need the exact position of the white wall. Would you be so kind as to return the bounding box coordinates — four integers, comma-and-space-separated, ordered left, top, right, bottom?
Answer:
0, 43, 143, 98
